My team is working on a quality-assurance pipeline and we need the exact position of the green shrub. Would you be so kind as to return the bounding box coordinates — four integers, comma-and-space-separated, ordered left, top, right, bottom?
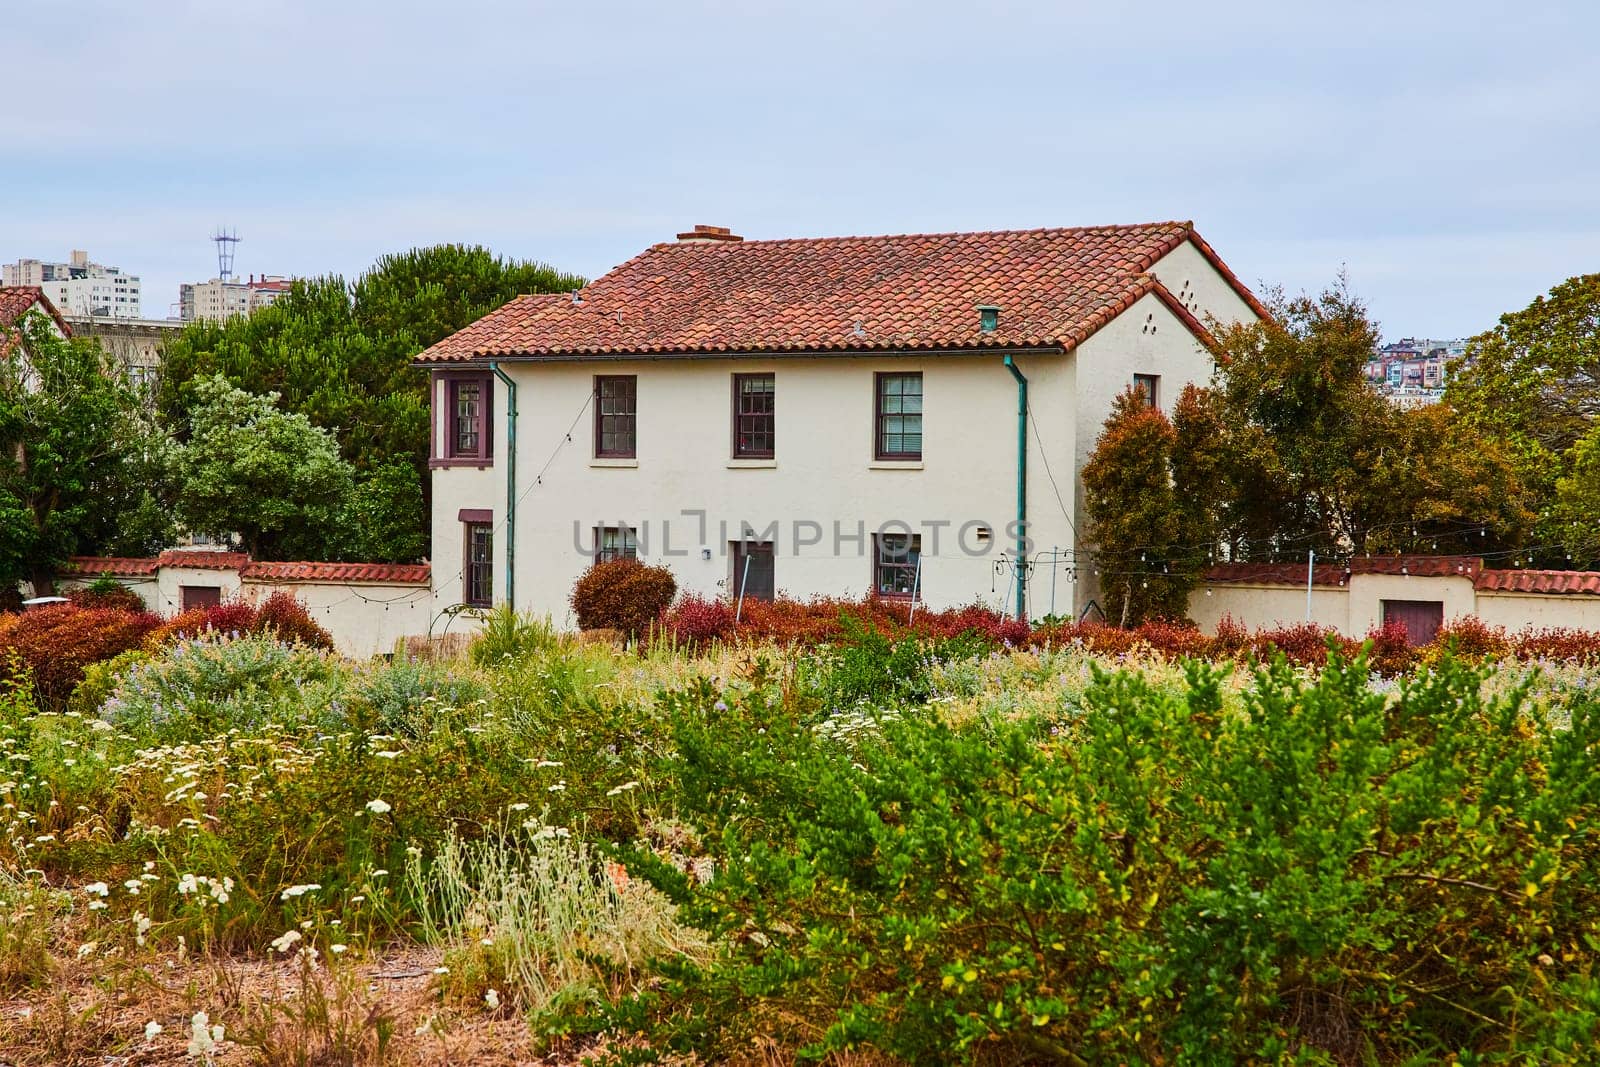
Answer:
352, 655, 487, 736
571, 559, 677, 637
606, 652, 1600, 1063
469, 605, 564, 667
100, 633, 347, 742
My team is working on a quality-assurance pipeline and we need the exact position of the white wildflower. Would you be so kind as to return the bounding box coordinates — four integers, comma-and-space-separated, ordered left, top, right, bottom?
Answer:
269, 929, 302, 954
330, 943, 347, 954
364, 798, 391, 814
606, 780, 641, 796
484, 988, 500, 1010
77, 941, 97, 958
280, 883, 321, 900
144, 1020, 163, 1040
84, 881, 110, 897
177, 873, 200, 895
186, 1011, 224, 1057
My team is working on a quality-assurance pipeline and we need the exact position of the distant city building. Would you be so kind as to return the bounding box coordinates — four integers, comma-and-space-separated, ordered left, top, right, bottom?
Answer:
2, 250, 142, 319
178, 274, 294, 322
63, 314, 184, 391
1365, 337, 1469, 406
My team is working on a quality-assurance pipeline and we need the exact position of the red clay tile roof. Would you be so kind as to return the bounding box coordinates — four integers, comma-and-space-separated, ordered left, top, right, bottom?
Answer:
1206, 556, 1600, 596
1475, 568, 1600, 596
63, 554, 430, 585
241, 560, 431, 585
63, 556, 161, 577
157, 550, 252, 571
415, 221, 1263, 364
1351, 556, 1480, 579
1204, 563, 1350, 587
0, 286, 71, 356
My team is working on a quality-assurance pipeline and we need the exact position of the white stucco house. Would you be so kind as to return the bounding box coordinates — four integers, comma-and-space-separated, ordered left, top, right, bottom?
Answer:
415, 221, 1266, 624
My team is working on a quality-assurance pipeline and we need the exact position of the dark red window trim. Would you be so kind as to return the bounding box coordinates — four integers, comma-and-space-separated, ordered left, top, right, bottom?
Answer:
732, 372, 776, 459
872, 532, 922, 600
874, 371, 923, 461
594, 375, 637, 459
463, 520, 493, 608
431, 370, 494, 469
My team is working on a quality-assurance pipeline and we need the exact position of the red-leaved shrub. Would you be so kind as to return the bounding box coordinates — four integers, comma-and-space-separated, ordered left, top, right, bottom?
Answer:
0, 603, 161, 707
1431, 616, 1511, 663
1511, 627, 1600, 663
572, 559, 679, 636
66, 580, 147, 613
147, 594, 333, 650
255, 591, 334, 648
1253, 624, 1357, 667
1363, 621, 1418, 676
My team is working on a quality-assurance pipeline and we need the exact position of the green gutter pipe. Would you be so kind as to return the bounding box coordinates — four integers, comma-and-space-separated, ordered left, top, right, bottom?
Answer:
489, 362, 517, 609
1004, 354, 1028, 621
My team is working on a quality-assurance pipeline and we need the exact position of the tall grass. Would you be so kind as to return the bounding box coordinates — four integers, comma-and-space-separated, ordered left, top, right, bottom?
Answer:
405, 823, 703, 1015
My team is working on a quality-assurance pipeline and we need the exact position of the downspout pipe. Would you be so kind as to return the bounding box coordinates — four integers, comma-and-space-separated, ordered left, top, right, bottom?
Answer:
1003, 354, 1028, 621
489, 362, 517, 609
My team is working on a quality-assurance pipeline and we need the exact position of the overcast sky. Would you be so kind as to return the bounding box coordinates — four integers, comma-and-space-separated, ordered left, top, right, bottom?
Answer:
3, 1, 1595, 340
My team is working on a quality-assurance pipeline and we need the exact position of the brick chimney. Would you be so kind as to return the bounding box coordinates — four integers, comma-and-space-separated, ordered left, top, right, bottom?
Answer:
675, 224, 743, 243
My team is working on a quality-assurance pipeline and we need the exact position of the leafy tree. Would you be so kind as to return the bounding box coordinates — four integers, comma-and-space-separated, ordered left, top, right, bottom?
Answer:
1552, 422, 1600, 565
331, 458, 427, 564
157, 245, 582, 473
1449, 273, 1600, 556
0, 315, 174, 594
1204, 278, 1530, 559
156, 245, 580, 562
174, 375, 353, 559
1082, 389, 1192, 625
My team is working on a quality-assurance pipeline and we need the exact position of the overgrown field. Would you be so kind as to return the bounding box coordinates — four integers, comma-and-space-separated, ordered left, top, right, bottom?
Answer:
2, 600, 1598, 1064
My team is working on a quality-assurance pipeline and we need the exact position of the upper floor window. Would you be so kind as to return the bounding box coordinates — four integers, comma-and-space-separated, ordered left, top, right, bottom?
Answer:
875, 372, 922, 460
438, 373, 492, 464
1132, 373, 1159, 410
595, 375, 637, 458
733, 373, 775, 458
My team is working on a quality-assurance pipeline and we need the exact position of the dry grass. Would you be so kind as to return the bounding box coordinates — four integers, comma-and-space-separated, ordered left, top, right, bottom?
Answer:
0, 942, 605, 1066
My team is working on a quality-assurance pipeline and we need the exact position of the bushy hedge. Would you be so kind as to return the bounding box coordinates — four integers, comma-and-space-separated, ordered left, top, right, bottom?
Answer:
609, 653, 1600, 1062
148, 590, 333, 650
0, 603, 162, 707
571, 559, 677, 636
658, 593, 1031, 650
658, 595, 1600, 673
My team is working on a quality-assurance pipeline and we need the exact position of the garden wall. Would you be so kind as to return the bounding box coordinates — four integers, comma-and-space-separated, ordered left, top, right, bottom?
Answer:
1194, 555, 1600, 638
56, 551, 432, 658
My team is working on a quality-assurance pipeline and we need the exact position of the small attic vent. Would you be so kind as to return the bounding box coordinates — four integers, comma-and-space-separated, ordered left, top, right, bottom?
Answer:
977, 304, 1001, 333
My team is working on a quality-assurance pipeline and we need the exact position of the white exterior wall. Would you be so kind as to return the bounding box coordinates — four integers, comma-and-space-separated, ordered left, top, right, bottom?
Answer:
1190, 583, 1349, 632
443, 354, 1078, 624
1189, 577, 1600, 637
1147, 240, 1258, 327
1473, 593, 1600, 631
57, 571, 430, 659
237, 580, 430, 658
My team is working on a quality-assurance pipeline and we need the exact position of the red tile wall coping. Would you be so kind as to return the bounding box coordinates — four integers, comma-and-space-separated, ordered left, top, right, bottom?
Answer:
1208, 556, 1600, 597
63, 555, 430, 585
414, 221, 1266, 364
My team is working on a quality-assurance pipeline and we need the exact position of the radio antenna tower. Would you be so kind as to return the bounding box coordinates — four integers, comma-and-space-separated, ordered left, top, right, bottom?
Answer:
212, 227, 241, 281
